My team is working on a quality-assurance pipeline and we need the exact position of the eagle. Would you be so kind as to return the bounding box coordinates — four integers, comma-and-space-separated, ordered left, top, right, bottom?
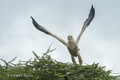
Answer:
31, 5, 95, 65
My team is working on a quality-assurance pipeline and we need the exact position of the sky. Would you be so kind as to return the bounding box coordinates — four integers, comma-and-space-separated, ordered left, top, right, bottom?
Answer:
0, 0, 120, 75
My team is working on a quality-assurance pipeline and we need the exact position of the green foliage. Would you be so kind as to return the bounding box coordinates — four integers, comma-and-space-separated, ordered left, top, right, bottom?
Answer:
0, 45, 117, 80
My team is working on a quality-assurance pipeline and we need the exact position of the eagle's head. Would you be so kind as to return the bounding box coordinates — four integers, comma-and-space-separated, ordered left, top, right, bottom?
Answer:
68, 35, 74, 41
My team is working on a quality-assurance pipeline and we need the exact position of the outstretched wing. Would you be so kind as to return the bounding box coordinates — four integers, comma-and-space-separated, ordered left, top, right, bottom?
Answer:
76, 5, 95, 44
31, 16, 68, 46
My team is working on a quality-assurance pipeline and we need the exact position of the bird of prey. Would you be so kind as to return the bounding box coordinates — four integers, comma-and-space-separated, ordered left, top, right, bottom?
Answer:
31, 5, 95, 65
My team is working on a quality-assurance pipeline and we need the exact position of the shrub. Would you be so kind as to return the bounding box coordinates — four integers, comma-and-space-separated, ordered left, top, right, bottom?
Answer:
0, 45, 117, 80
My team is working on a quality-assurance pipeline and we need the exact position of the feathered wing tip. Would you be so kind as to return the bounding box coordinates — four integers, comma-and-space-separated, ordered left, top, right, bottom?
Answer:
90, 5, 95, 21
31, 16, 51, 34
83, 5, 95, 28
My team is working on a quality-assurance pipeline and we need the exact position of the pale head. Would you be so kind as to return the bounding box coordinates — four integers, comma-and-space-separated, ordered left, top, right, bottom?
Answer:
68, 35, 74, 40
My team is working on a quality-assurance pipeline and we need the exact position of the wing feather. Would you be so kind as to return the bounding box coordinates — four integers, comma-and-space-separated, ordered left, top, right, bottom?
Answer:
31, 16, 67, 46
31, 16, 51, 34
76, 5, 95, 44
